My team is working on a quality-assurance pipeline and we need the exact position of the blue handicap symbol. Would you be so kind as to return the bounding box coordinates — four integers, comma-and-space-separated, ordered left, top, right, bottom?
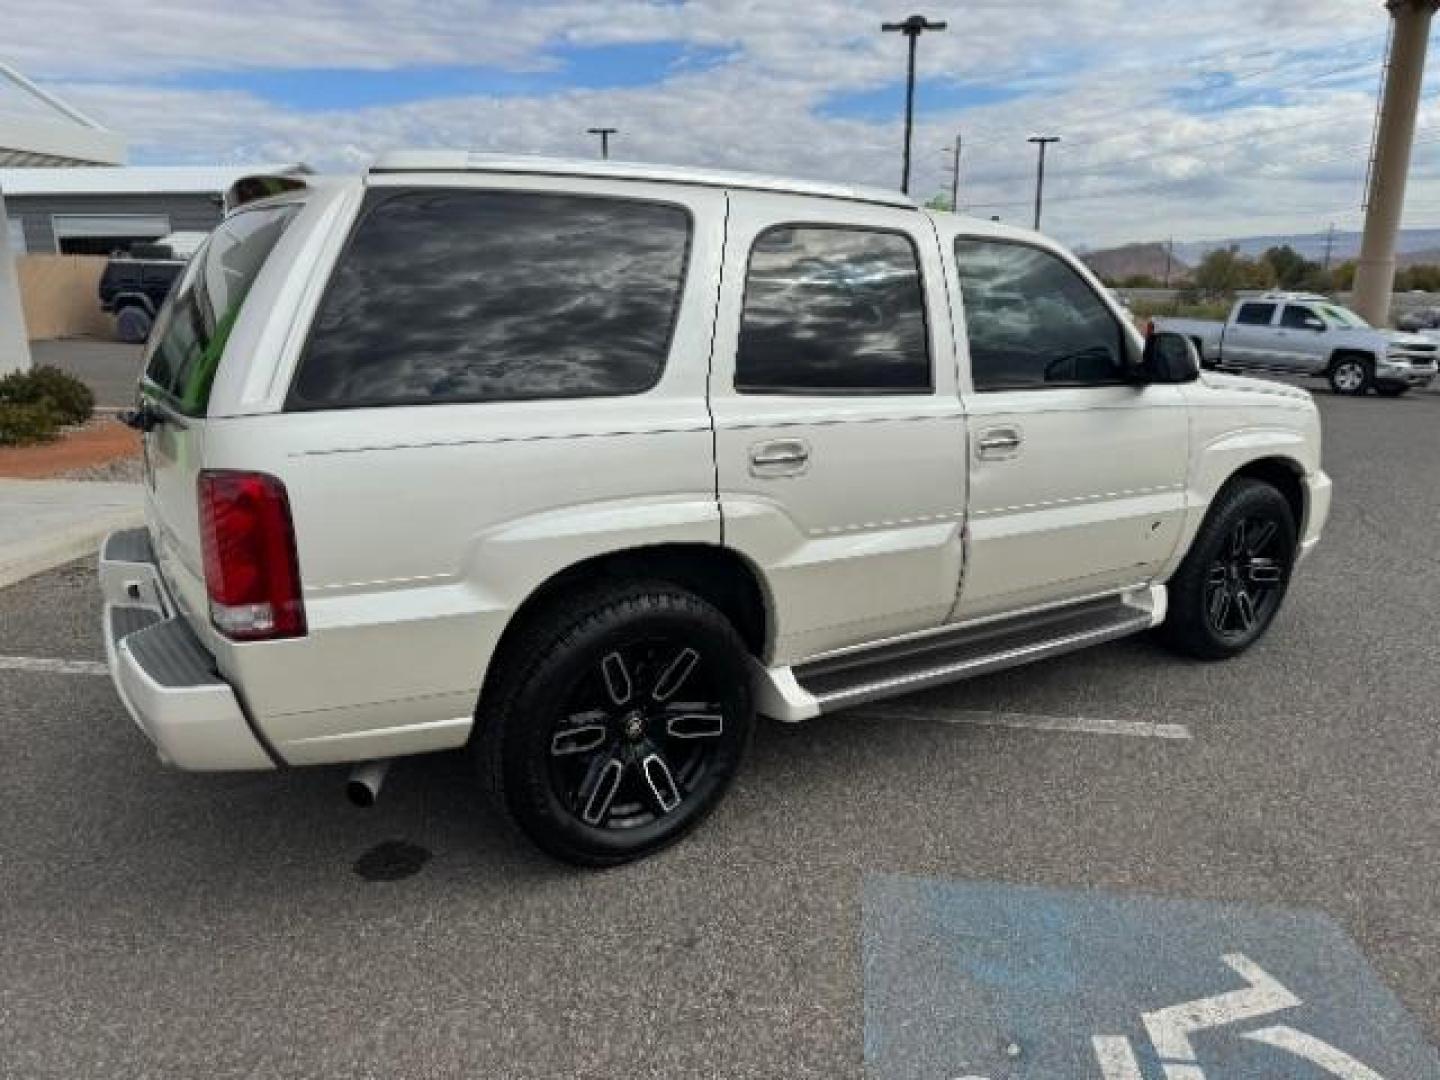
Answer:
863, 875, 1440, 1079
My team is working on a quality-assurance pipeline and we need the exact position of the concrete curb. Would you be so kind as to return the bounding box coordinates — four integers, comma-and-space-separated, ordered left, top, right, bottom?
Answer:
0, 480, 144, 590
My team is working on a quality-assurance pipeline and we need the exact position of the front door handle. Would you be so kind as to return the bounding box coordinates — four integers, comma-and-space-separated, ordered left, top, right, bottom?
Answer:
976, 426, 1023, 460
749, 438, 810, 477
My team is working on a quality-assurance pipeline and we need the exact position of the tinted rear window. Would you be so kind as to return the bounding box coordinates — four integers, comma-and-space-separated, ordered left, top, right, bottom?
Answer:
289, 189, 692, 410
1235, 302, 1276, 326
143, 205, 297, 416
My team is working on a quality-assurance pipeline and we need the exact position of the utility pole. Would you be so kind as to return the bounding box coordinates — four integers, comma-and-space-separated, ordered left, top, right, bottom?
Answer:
1323, 222, 1337, 271
586, 127, 618, 160
947, 133, 962, 211
1164, 236, 1174, 288
882, 15, 947, 195
1353, 0, 1439, 325
1028, 135, 1060, 231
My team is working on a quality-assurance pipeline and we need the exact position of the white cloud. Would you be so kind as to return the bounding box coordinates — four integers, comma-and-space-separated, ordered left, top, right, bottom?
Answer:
8, 0, 1433, 246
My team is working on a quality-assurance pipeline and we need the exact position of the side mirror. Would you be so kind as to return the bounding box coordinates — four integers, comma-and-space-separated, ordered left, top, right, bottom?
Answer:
1139, 330, 1201, 384
1304, 319, 1326, 332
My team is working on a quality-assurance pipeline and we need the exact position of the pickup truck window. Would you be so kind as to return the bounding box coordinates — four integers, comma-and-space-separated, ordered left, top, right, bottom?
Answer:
290, 190, 692, 410
1281, 305, 1324, 330
736, 225, 931, 394
1320, 304, 1368, 328
1235, 302, 1277, 326
954, 238, 1126, 391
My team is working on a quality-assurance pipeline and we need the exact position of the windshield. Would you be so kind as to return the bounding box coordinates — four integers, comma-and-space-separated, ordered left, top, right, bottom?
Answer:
1318, 303, 1369, 329
142, 204, 297, 416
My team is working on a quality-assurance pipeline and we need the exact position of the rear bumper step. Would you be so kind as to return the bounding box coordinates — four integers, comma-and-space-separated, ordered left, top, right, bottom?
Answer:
100, 529, 274, 771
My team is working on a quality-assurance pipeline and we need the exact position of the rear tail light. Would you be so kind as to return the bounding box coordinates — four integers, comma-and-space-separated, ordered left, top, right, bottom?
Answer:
198, 470, 306, 641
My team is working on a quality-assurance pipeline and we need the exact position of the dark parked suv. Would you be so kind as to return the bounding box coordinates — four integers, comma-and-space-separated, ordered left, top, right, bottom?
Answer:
98, 257, 185, 343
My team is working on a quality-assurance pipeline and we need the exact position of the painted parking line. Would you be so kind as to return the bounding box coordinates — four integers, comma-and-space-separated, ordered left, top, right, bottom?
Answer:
0, 655, 107, 676
859, 705, 1193, 741
863, 876, 1440, 1080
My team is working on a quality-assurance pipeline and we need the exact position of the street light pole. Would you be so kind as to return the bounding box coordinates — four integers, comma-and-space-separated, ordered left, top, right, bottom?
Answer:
882, 15, 947, 195
1027, 135, 1060, 231
586, 127, 618, 160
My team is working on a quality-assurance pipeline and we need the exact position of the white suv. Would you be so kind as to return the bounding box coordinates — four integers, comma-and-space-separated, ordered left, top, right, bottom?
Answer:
101, 154, 1332, 865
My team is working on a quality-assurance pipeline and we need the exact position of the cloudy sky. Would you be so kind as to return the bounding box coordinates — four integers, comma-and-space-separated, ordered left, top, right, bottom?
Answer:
3, 0, 1437, 247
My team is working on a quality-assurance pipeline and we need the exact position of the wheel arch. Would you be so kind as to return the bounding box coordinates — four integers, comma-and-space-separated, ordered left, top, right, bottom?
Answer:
1326, 347, 1376, 373
1229, 455, 1306, 532
112, 291, 155, 315
482, 543, 774, 699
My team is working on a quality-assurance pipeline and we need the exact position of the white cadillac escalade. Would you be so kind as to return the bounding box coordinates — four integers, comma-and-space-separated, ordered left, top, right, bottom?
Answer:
100, 154, 1331, 865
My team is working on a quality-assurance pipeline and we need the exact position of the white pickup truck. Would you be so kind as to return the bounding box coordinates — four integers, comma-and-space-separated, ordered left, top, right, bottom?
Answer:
100, 156, 1331, 866
1157, 292, 1438, 396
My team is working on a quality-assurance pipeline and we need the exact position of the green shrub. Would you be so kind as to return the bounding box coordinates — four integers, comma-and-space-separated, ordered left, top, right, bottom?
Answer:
0, 365, 94, 426
0, 401, 63, 446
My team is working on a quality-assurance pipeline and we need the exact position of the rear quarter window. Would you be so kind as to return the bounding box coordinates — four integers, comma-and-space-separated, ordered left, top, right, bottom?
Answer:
288, 189, 692, 410
142, 205, 298, 416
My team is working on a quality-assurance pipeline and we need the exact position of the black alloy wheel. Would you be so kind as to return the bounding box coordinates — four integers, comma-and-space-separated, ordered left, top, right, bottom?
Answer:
1160, 478, 1297, 660
1202, 515, 1286, 643
549, 636, 728, 831
477, 583, 754, 866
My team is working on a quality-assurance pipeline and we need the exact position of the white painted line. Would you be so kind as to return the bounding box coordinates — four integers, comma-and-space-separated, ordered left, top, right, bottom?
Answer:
1243, 1026, 1389, 1080
862, 705, 1192, 741
1143, 953, 1300, 1064
0, 655, 108, 676
1092, 1035, 1146, 1080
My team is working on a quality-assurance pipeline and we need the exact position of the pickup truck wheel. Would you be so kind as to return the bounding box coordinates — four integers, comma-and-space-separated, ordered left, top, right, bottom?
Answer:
1160, 479, 1296, 660
115, 305, 152, 344
475, 583, 754, 867
1328, 356, 1372, 395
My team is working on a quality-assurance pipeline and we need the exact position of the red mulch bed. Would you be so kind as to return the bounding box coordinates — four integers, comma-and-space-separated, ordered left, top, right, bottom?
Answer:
0, 417, 141, 479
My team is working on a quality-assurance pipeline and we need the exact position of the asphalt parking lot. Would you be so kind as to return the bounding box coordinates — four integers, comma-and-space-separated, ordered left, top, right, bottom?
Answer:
3, 385, 1439, 1078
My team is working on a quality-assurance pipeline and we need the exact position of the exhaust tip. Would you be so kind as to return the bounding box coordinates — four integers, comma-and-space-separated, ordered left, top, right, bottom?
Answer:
346, 759, 391, 808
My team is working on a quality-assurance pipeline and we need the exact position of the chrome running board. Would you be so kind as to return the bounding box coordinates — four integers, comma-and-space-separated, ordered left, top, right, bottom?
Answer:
793, 593, 1153, 714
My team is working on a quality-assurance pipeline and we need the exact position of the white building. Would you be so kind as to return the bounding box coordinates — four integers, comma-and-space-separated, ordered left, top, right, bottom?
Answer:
1, 59, 126, 373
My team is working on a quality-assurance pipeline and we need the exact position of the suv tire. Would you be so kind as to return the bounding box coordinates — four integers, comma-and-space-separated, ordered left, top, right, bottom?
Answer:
475, 582, 755, 866
1328, 355, 1372, 396
115, 305, 153, 344
1160, 479, 1297, 660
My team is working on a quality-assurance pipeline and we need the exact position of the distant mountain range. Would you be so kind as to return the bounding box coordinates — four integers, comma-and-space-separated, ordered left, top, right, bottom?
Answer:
1174, 228, 1440, 264
1080, 242, 1190, 283
1080, 229, 1440, 278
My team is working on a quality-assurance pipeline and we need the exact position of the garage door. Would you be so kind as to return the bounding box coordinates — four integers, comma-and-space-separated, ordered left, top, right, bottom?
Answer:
52, 214, 170, 255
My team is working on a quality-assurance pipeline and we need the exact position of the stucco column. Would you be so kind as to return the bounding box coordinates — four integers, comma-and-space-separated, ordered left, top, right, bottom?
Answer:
1352, 0, 1440, 327
0, 186, 33, 375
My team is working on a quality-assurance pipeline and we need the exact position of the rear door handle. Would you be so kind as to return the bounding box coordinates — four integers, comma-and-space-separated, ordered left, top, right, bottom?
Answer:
976, 426, 1023, 460
749, 438, 810, 476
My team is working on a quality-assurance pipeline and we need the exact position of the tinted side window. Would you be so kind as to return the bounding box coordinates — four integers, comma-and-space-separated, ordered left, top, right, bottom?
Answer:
954, 238, 1126, 391
1280, 304, 1320, 329
1236, 302, 1277, 326
736, 226, 930, 394
291, 190, 691, 409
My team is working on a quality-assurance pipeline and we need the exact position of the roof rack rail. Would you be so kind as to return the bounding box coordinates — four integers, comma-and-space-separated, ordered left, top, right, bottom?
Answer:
367, 151, 917, 210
